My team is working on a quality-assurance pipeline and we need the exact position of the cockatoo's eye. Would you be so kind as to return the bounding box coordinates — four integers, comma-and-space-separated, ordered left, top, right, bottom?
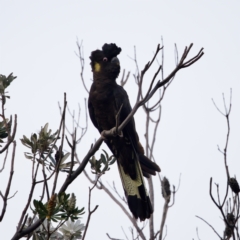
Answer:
103, 57, 108, 62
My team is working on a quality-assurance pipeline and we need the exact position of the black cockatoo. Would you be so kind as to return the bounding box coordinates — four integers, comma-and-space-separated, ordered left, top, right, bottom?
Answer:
88, 43, 160, 221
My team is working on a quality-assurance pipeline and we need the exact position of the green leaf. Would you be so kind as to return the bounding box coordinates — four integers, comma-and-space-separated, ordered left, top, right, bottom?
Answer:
65, 193, 70, 200
109, 157, 116, 165
60, 152, 70, 164
31, 133, 38, 142
60, 161, 77, 170
24, 152, 33, 160
101, 153, 106, 164
43, 123, 49, 134
102, 149, 109, 159
0, 73, 16, 93
102, 162, 109, 173
50, 217, 58, 222
33, 200, 39, 209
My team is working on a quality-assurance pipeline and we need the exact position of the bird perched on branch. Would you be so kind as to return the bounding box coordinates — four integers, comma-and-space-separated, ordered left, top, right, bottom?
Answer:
88, 43, 160, 221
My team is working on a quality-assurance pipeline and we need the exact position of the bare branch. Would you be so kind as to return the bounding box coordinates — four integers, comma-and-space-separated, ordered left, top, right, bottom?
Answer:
174, 43, 179, 66
158, 195, 170, 240
76, 39, 89, 93
0, 141, 16, 221
107, 181, 127, 204
168, 185, 176, 208
148, 177, 154, 239
12, 218, 45, 240
212, 89, 232, 179
121, 226, 130, 240
115, 104, 123, 137
149, 103, 161, 161
212, 98, 225, 116
196, 215, 223, 239
98, 182, 146, 240
106, 233, 124, 240
161, 37, 164, 81
195, 228, 201, 240
120, 69, 131, 87
82, 182, 99, 240
162, 226, 167, 240
115, 44, 204, 136
0, 147, 8, 172
209, 178, 230, 230
65, 100, 88, 144
16, 161, 40, 232
209, 178, 221, 209
59, 137, 104, 194
51, 94, 67, 195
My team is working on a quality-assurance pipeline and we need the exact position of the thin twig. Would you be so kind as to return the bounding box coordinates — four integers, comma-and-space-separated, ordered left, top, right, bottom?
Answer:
196, 227, 201, 240
120, 69, 131, 87
81, 185, 99, 240
0, 141, 16, 221
158, 195, 170, 240
121, 226, 129, 240
111, 44, 204, 137
168, 185, 176, 208
106, 233, 124, 240
51, 93, 67, 195
0, 147, 8, 172
98, 181, 146, 240
196, 215, 223, 239
115, 104, 123, 136
107, 181, 127, 204
76, 39, 89, 93
162, 225, 167, 240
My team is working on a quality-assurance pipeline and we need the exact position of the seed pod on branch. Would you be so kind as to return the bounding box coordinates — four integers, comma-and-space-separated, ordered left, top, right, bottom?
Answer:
224, 226, 232, 239
67, 193, 76, 211
227, 213, 235, 226
46, 194, 57, 219
228, 178, 240, 194
161, 177, 171, 198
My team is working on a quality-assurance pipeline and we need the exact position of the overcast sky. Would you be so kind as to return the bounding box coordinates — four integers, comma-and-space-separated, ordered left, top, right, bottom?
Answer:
1, 1, 240, 239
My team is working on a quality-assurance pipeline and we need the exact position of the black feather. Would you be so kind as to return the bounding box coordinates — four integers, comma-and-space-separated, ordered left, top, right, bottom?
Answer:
88, 43, 160, 221
102, 43, 121, 60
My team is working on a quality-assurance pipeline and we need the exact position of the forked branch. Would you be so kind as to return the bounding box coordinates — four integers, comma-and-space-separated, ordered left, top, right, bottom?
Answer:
103, 43, 204, 138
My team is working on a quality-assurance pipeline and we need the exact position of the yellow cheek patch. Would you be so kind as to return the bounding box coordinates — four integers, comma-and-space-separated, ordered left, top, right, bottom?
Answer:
94, 63, 101, 72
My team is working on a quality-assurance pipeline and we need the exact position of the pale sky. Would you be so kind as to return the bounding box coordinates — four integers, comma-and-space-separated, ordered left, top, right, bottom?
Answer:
1, 1, 240, 239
